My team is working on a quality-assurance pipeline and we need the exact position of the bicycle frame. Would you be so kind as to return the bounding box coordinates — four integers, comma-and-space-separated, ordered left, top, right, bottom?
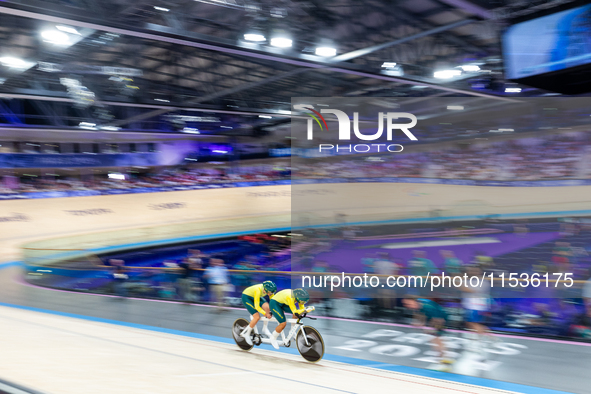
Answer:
250, 315, 311, 347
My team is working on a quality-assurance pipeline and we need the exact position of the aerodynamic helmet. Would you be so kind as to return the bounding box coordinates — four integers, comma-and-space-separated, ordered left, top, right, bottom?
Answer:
263, 280, 277, 294
293, 288, 310, 303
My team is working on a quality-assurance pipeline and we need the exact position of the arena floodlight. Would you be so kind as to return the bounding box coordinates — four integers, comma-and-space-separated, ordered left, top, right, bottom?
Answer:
460, 64, 480, 72
434, 70, 461, 79
315, 47, 336, 57
271, 37, 292, 48
244, 33, 266, 42
182, 127, 200, 134
79, 122, 97, 129
41, 30, 70, 45
0, 57, 31, 69
108, 173, 126, 180
56, 25, 80, 35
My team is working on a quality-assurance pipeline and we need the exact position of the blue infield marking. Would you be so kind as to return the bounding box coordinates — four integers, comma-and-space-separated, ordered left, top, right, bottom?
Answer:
0, 297, 573, 394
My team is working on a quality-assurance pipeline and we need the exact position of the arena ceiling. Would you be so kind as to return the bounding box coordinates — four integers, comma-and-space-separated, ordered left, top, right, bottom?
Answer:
0, 0, 583, 138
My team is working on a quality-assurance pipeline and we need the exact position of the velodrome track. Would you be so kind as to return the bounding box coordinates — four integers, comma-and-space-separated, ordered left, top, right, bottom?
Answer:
4, 182, 591, 261
0, 262, 588, 394
2, 184, 591, 393
0, 306, 529, 394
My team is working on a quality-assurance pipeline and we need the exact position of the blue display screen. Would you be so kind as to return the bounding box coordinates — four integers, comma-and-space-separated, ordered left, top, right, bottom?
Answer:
503, 4, 591, 79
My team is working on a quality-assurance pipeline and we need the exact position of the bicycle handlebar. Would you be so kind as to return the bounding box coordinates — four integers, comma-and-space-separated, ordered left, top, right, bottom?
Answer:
296, 312, 317, 321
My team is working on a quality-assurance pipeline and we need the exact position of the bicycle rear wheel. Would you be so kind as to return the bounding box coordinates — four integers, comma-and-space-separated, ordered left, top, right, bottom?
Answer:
296, 325, 324, 363
232, 318, 254, 351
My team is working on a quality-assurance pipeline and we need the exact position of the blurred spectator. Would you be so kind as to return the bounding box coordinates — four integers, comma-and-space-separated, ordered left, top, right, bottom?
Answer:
374, 252, 399, 313
408, 250, 437, 277
528, 303, 555, 335
5, 163, 291, 196
461, 264, 492, 349
188, 249, 207, 263
361, 253, 376, 274
572, 304, 591, 339
112, 264, 129, 297
473, 251, 495, 272
552, 242, 572, 273
232, 259, 256, 293
513, 219, 529, 236
177, 258, 195, 301
187, 249, 206, 299
106, 258, 124, 267
583, 274, 591, 310
5, 134, 589, 198
374, 252, 399, 276
312, 260, 330, 273
204, 258, 229, 309
310, 260, 332, 311
191, 263, 205, 301
295, 134, 586, 182
342, 227, 357, 243
441, 250, 462, 276
554, 299, 578, 336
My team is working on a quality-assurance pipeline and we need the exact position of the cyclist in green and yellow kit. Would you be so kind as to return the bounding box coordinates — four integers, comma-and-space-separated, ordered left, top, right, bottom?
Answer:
240, 280, 277, 345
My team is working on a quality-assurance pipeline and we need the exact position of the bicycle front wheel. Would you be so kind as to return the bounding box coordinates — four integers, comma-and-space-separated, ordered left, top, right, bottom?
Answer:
232, 318, 254, 351
296, 325, 325, 363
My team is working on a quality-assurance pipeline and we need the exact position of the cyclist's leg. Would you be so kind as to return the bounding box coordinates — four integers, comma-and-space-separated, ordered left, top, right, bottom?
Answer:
242, 294, 261, 326
269, 300, 287, 349
258, 296, 273, 336
261, 294, 271, 318
270, 300, 287, 330
240, 294, 259, 345
262, 302, 270, 314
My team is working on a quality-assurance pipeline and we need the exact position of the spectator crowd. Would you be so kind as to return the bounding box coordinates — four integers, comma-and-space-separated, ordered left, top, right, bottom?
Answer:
1, 134, 589, 196
297, 134, 587, 181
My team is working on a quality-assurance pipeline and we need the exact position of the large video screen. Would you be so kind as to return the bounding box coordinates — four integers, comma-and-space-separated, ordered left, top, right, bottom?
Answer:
503, 4, 591, 80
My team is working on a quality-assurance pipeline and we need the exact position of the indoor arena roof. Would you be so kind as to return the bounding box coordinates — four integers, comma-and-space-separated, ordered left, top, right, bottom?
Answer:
0, 0, 581, 136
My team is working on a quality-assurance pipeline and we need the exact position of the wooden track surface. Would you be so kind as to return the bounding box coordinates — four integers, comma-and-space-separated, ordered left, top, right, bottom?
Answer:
2, 182, 590, 262
0, 305, 522, 394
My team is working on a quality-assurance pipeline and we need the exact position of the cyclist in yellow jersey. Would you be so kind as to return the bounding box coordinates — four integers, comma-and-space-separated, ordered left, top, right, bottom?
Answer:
240, 281, 277, 345
269, 288, 309, 349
